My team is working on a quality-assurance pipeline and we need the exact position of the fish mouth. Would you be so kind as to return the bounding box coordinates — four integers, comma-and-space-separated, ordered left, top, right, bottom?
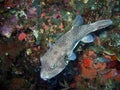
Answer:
40, 72, 50, 80
40, 71, 57, 80
40, 70, 54, 80
40, 67, 65, 80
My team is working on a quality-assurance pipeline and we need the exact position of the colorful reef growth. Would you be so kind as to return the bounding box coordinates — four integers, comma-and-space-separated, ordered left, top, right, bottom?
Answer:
0, 0, 120, 90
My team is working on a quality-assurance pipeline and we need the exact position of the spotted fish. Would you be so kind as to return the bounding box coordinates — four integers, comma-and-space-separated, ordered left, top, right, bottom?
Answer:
40, 16, 112, 80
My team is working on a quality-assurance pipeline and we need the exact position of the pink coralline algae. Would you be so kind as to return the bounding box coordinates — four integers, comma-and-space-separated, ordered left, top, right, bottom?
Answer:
27, 7, 37, 18
101, 69, 118, 83
1, 24, 14, 38
0, 15, 18, 38
18, 32, 27, 41
81, 59, 98, 79
3, 0, 15, 8
83, 58, 91, 67
52, 12, 62, 19
9, 15, 18, 25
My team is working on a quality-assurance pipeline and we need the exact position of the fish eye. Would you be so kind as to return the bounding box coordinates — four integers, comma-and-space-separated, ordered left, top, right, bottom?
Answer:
50, 64, 57, 69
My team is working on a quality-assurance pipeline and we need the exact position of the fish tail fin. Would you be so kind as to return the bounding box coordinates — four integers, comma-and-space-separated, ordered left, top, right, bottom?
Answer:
90, 19, 112, 32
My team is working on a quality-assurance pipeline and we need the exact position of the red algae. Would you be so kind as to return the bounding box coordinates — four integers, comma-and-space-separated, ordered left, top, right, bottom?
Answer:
87, 50, 96, 59
83, 58, 91, 67
70, 82, 77, 88
81, 60, 98, 79
111, 55, 118, 61
101, 69, 118, 83
96, 36, 101, 46
114, 72, 120, 81
75, 75, 82, 82
18, 32, 27, 41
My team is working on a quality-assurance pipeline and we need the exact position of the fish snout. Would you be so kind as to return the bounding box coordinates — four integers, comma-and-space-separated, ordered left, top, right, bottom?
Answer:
40, 72, 49, 80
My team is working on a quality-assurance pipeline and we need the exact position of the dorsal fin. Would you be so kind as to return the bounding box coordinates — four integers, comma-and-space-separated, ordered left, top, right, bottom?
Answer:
72, 15, 84, 27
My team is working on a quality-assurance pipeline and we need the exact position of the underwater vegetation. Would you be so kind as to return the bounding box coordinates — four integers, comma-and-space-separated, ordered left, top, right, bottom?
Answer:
0, 0, 120, 90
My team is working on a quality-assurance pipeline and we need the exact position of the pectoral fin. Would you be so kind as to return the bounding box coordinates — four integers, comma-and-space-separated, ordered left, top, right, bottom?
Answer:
71, 34, 94, 53
81, 34, 94, 43
67, 52, 76, 61
48, 42, 53, 48
66, 35, 94, 61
